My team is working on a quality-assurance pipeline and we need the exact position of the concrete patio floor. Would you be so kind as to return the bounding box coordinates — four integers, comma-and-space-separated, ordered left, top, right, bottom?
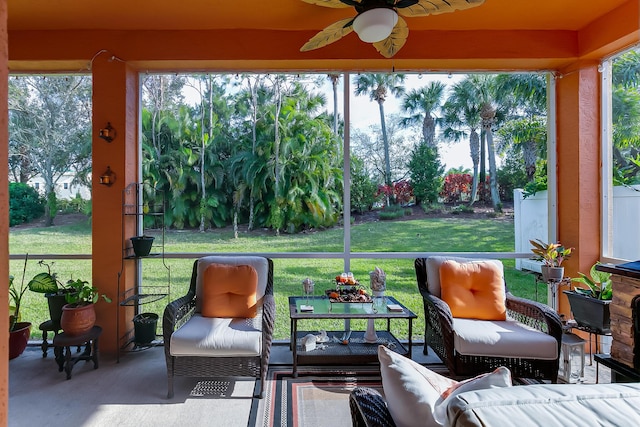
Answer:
8, 341, 612, 427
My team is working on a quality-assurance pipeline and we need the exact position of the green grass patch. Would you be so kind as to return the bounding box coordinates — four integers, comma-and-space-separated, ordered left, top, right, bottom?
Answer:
10, 215, 543, 341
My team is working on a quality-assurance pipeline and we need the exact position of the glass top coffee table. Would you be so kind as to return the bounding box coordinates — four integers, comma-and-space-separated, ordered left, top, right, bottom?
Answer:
288, 295, 417, 377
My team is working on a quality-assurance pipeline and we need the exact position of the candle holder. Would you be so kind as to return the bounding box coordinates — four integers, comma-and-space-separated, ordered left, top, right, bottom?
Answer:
99, 122, 116, 142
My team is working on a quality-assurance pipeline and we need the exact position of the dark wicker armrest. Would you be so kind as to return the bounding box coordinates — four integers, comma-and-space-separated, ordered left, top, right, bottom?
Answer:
162, 292, 196, 345
349, 387, 396, 427
506, 293, 563, 341
261, 293, 276, 362
424, 292, 454, 332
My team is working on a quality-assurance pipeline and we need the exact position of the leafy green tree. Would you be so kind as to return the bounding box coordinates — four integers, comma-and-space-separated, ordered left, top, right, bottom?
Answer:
495, 73, 547, 182
496, 149, 528, 202
408, 144, 444, 205
350, 155, 379, 213
353, 73, 406, 193
351, 118, 414, 188
611, 49, 640, 185
8, 75, 92, 226
496, 117, 546, 181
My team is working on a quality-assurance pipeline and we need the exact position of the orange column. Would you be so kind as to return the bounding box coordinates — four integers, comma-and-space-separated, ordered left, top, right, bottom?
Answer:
91, 54, 139, 356
1, 0, 9, 423
555, 64, 601, 318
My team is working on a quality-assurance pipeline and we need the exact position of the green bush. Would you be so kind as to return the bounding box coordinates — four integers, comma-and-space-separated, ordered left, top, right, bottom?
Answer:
422, 203, 444, 214
9, 182, 45, 226
450, 204, 474, 215
58, 193, 90, 214
378, 205, 406, 220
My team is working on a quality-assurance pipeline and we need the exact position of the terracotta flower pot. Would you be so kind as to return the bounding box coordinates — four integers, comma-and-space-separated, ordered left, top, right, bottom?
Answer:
61, 303, 96, 336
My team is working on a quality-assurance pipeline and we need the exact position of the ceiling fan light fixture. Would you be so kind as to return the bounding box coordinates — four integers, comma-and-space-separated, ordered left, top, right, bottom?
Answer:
352, 8, 398, 43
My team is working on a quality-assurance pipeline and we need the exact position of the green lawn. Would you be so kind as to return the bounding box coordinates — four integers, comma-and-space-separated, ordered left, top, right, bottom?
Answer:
9, 215, 544, 341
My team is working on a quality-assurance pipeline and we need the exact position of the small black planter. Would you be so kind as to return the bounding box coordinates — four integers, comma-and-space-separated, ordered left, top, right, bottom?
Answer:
46, 292, 71, 325
130, 236, 154, 257
133, 312, 158, 345
564, 290, 611, 334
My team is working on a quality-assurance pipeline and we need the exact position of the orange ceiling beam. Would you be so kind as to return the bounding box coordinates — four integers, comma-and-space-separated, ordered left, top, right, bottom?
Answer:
9, 29, 580, 73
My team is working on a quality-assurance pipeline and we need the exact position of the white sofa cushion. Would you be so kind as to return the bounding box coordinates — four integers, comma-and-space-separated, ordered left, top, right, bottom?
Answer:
452, 317, 558, 360
425, 256, 504, 298
170, 313, 262, 357
378, 345, 457, 427
445, 383, 640, 427
378, 345, 512, 427
195, 256, 269, 313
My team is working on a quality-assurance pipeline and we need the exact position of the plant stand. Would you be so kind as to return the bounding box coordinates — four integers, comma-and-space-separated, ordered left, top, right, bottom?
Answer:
53, 325, 102, 380
38, 320, 62, 358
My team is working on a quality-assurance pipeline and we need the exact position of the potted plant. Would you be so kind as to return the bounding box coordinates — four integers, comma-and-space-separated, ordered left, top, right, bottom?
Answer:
60, 279, 111, 336
563, 262, 612, 334
27, 260, 75, 328
8, 257, 32, 359
529, 239, 573, 282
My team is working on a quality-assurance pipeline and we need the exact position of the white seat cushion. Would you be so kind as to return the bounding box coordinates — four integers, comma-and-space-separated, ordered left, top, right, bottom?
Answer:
451, 317, 558, 360
170, 314, 262, 357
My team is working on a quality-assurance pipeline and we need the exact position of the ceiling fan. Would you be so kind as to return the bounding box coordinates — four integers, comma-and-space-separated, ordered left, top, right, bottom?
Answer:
300, 0, 485, 58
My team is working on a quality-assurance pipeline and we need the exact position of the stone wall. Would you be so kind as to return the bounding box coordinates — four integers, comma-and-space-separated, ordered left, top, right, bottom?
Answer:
610, 275, 640, 368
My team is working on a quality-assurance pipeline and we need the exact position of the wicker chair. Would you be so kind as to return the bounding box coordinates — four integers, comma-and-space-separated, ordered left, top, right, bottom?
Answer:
415, 256, 562, 382
163, 256, 275, 398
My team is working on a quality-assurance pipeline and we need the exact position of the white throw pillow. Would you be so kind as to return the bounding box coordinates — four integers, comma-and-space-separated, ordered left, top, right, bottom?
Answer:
378, 345, 457, 427
432, 366, 513, 424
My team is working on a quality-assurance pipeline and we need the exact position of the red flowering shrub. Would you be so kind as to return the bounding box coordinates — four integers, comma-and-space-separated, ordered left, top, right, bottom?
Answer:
440, 174, 472, 203
376, 180, 414, 206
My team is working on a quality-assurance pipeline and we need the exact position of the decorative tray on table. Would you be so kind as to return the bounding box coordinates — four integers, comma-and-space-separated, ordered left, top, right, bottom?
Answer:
325, 275, 372, 303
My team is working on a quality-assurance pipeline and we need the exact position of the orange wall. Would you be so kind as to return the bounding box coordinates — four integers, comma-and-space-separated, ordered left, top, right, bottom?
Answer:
91, 56, 139, 355
1, 0, 8, 424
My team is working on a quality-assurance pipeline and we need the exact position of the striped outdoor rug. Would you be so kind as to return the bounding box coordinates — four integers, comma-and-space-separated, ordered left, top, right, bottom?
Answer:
250, 363, 448, 427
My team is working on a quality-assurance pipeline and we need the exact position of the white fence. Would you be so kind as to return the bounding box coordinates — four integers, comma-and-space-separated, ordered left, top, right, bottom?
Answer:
514, 186, 640, 267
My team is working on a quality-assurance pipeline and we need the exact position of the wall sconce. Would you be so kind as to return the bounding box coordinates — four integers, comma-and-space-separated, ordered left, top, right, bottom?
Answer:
99, 122, 116, 142
99, 166, 116, 186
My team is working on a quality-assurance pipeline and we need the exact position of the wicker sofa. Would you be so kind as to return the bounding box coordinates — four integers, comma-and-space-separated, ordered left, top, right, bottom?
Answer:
349, 382, 640, 427
415, 256, 563, 382
349, 345, 640, 427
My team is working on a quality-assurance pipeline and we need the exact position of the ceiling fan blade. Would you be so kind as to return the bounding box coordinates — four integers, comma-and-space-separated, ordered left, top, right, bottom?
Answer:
398, 0, 485, 17
300, 0, 355, 8
300, 17, 355, 52
372, 16, 408, 58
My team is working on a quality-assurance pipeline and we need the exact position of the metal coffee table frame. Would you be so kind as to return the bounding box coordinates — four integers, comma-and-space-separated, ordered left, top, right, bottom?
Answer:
289, 295, 417, 377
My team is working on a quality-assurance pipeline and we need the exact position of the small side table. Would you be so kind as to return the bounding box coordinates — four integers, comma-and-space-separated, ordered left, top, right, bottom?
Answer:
38, 320, 62, 358
53, 326, 102, 380
558, 332, 586, 383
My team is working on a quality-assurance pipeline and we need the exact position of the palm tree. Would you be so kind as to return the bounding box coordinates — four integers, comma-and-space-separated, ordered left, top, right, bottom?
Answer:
327, 74, 341, 135
399, 81, 446, 147
353, 73, 406, 195
441, 79, 482, 204
469, 74, 502, 212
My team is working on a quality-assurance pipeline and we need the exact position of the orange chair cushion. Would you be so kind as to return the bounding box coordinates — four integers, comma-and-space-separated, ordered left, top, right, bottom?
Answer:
439, 260, 506, 320
201, 263, 258, 318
